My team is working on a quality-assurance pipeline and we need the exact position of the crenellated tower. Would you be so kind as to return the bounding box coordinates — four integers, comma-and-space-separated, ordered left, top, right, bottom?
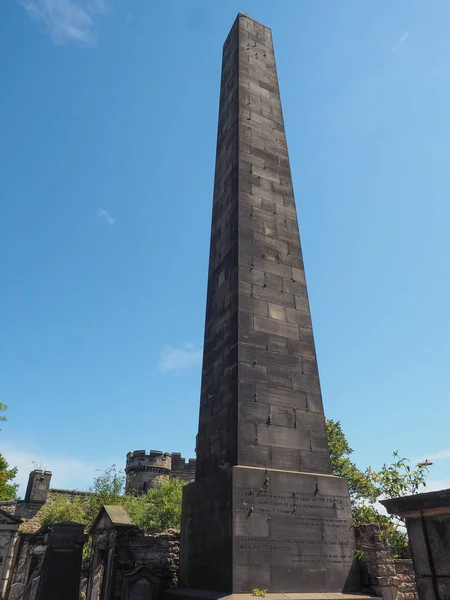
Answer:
125, 450, 196, 494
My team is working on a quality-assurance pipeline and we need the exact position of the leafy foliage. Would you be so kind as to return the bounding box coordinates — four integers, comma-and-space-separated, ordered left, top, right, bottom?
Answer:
326, 419, 378, 504
39, 493, 86, 526
366, 452, 433, 499
0, 403, 7, 425
326, 419, 433, 558
38, 466, 186, 534
0, 454, 19, 501
83, 465, 126, 528
124, 477, 185, 532
37, 467, 186, 570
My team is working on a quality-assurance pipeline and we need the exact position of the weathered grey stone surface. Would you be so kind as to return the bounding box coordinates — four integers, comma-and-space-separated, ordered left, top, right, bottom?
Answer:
5, 529, 47, 600
86, 505, 179, 600
0, 509, 22, 599
179, 13, 359, 594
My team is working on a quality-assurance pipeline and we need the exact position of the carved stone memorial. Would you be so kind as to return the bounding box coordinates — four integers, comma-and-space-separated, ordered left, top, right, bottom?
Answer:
35, 521, 87, 600
177, 12, 361, 596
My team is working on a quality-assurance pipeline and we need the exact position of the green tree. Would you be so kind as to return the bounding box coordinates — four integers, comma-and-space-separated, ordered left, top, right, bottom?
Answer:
124, 478, 186, 531
326, 418, 433, 557
0, 404, 19, 501
83, 465, 126, 527
326, 419, 378, 504
37, 467, 186, 534
0, 454, 19, 501
0, 403, 7, 425
39, 493, 87, 526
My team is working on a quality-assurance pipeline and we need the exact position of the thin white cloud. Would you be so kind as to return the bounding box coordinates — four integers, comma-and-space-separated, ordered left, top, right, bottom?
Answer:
422, 478, 450, 493
18, 0, 108, 47
415, 450, 450, 463
98, 208, 115, 224
158, 343, 203, 372
392, 31, 409, 52
2, 444, 121, 496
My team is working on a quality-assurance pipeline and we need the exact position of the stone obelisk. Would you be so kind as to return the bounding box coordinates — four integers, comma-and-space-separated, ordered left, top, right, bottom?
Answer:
179, 14, 359, 594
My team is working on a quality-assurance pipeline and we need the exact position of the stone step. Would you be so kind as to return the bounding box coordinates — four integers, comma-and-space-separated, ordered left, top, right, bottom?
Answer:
164, 590, 377, 600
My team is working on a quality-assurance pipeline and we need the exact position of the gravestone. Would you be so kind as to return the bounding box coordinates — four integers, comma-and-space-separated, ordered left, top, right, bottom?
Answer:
131, 577, 151, 599
35, 521, 87, 600
122, 568, 161, 600
177, 13, 363, 596
383, 489, 450, 600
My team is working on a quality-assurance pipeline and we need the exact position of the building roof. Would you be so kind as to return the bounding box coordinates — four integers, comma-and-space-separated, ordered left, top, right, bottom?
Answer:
89, 505, 134, 534
382, 488, 450, 516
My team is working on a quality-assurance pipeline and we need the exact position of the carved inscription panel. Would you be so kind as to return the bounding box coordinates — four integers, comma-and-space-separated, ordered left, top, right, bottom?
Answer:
129, 577, 153, 600
234, 489, 354, 568
238, 489, 348, 514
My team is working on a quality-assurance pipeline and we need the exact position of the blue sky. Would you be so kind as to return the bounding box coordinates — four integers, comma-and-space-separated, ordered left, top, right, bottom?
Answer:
1, 0, 450, 495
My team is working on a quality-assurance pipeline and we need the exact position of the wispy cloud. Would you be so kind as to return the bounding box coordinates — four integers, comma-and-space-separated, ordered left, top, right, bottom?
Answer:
98, 208, 115, 224
392, 31, 409, 52
422, 478, 450, 492
416, 449, 450, 463
158, 343, 203, 372
2, 444, 121, 495
18, 0, 108, 47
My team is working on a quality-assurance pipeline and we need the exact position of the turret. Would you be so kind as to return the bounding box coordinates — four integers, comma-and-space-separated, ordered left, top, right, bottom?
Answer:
125, 450, 196, 493
125, 450, 172, 493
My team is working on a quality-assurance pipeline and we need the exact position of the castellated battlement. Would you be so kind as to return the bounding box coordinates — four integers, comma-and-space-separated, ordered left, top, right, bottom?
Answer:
170, 453, 197, 478
126, 450, 173, 472
125, 450, 196, 494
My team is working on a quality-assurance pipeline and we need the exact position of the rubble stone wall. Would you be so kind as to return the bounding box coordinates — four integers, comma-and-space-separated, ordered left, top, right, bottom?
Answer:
355, 524, 418, 600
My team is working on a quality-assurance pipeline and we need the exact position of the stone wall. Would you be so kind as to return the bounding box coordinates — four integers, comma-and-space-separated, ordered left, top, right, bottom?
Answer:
128, 529, 180, 588
395, 559, 417, 600
355, 524, 418, 600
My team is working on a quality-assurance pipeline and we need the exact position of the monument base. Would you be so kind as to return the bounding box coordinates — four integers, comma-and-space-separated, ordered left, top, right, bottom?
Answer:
179, 466, 361, 594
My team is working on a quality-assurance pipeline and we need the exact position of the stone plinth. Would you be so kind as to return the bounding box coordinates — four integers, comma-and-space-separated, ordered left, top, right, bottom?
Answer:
180, 467, 358, 593
382, 489, 450, 600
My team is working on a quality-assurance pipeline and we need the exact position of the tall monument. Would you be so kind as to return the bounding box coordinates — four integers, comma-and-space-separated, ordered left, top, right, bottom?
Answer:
179, 14, 358, 594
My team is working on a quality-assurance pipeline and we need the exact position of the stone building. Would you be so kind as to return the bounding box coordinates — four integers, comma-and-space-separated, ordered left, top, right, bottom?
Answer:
0, 449, 194, 599
0, 449, 195, 535
125, 451, 196, 494
0, 470, 88, 534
